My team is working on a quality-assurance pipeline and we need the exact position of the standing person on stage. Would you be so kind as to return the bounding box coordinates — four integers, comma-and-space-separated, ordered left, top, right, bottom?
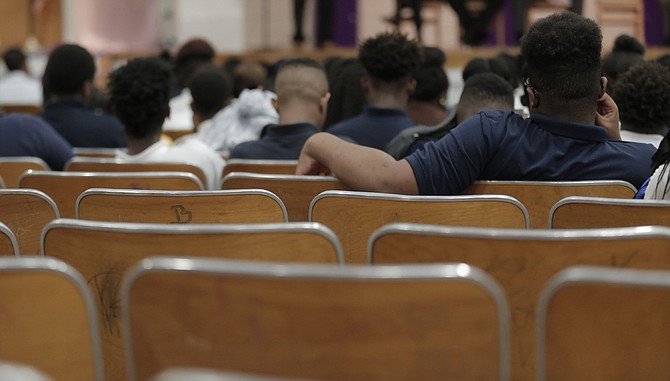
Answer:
293, 0, 335, 48
386, 0, 504, 46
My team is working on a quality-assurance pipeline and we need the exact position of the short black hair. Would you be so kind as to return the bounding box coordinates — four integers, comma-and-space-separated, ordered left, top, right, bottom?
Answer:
612, 62, 670, 134
3, 47, 25, 71
189, 66, 232, 119
108, 57, 172, 139
43, 44, 95, 97
601, 34, 646, 87
521, 12, 602, 106
410, 46, 449, 102
460, 73, 514, 108
358, 31, 422, 86
231, 61, 268, 98
462, 56, 514, 87
324, 58, 366, 129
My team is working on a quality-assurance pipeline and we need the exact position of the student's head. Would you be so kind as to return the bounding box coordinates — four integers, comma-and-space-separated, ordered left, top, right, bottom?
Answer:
174, 38, 215, 90
273, 57, 330, 127
3, 47, 26, 71
358, 31, 422, 100
231, 61, 267, 98
456, 73, 515, 124
410, 46, 449, 104
612, 62, 670, 135
323, 58, 366, 130
462, 57, 514, 88
108, 57, 172, 140
521, 12, 603, 115
189, 66, 232, 124
602, 34, 645, 88
42, 44, 95, 99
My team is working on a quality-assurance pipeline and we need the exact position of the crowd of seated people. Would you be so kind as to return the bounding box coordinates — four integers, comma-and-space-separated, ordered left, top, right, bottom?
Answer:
0, 11, 668, 204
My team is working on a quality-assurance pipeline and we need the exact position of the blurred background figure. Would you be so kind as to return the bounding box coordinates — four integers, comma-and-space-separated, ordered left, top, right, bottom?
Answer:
0, 47, 42, 106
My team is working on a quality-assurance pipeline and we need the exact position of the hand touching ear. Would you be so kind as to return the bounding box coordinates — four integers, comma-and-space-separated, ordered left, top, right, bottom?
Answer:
595, 92, 621, 140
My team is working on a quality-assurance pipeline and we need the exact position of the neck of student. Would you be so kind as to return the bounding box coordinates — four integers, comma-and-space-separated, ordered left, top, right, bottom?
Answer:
126, 131, 162, 155
534, 104, 597, 126
366, 90, 408, 110
279, 105, 321, 128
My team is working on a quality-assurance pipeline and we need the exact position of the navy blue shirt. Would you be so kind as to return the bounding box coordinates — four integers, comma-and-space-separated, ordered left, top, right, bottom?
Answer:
406, 110, 656, 195
230, 123, 318, 160
0, 113, 73, 170
328, 107, 415, 150
41, 100, 127, 148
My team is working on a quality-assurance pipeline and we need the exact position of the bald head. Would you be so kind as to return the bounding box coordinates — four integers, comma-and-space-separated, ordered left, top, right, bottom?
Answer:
275, 58, 329, 108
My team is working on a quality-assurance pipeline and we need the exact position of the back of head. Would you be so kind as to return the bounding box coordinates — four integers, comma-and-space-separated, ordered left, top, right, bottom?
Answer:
189, 66, 232, 119
3, 47, 26, 71
108, 57, 172, 139
43, 44, 95, 98
612, 61, 670, 134
232, 61, 267, 98
602, 34, 646, 86
521, 12, 602, 109
457, 73, 514, 123
410, 46, 449, 103
274, 57, 329, 108
358, 31, 422, 88
174, 38, 215, 90
324, 58, 366, 129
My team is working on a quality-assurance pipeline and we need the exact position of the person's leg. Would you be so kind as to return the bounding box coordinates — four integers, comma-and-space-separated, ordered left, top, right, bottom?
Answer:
411, 0, 423, 40
293, 0, 306, 43
513, 0, 529, 41
569, 0, 583, 15
317, 0, 334, 48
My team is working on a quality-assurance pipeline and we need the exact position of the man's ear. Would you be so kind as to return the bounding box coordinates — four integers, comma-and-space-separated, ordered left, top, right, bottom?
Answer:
82, 80, 93, 98
319, 92, 331, 115
271, 97, 279, 113
361, 76, 371, 93
406, 79, 417, 95
599, 76, 608, 98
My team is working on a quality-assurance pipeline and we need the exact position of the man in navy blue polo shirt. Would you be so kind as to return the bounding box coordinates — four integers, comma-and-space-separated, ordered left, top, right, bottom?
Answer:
295, 12, 655, 195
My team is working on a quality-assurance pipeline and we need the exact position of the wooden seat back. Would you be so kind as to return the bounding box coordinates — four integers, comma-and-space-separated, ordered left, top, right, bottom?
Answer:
42, 219, 343, 381
0, 189, 58, 255
77, 188, 287, 223
221, 173, 348, 221
549, 196, 670, 229
65, 157, 208, 189
462, 180, 637, 228
222, 159, 299, 177
122, 258, 508, 381
72, 147, 121, 158
370, 223, 670, 381
310, 190, 529, 263
0, 257, 103, 381
19, 171, 203, 218
0, 157, 49, 188
0, 222, 19, 257
1, 105, 42, 115
538, 266, 670, 381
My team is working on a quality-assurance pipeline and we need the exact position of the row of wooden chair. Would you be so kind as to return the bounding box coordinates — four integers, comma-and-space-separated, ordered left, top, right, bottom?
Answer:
2, 216, 669, 381
0, 155, 642, 224
4, 255, 670, 381
0, 185, 670, 259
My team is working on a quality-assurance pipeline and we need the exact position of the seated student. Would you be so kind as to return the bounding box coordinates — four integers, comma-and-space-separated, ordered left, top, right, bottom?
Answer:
0, 113, 73, 170
406, 46, 450, 127
189, 66, 232, 133
296, 13, 655, 194
40, 44, 126, 148
229, 58, 329, 160
328, 31, 422, 150
0, 47, 42, 106
108, 57, 225, 190
386, 72, 514, 159
601, 34, 645, 89
644, 132, 670, 200
163, 38, 216, 132
195, 88, 278, 156
611, 62, 670, 148
322, 58, 366, 131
